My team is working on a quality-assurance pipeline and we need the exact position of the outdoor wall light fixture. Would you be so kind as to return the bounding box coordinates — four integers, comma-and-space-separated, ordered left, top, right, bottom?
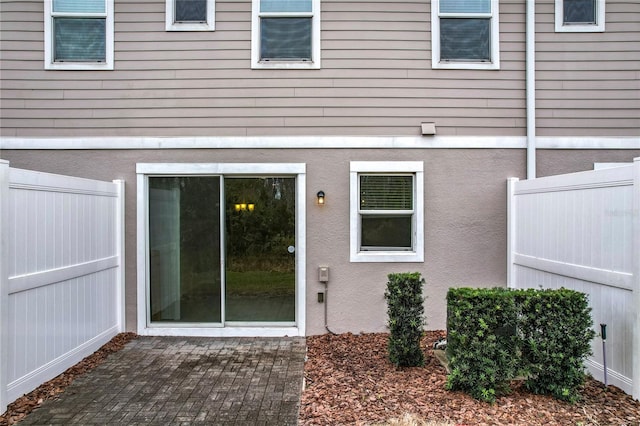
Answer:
316, 191, 325, 205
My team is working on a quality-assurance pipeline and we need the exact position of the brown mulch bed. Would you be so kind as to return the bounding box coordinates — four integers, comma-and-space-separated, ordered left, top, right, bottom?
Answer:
0, 332, 137, 426
299, 331, 640, 425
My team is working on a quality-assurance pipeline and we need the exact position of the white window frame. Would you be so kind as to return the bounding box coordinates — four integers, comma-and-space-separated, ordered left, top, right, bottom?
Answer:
166, 0, 215, 31
251, 0, 321, 69
136, 162, 306, 337
350, 161, 424, 263
44, 0, 114, 70
555, 0, 605, 32
431, 0, 500, 70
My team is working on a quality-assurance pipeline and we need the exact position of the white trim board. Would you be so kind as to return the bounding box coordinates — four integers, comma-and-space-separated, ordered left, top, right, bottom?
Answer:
136, 326, 302, 337
2, 136, 640, 150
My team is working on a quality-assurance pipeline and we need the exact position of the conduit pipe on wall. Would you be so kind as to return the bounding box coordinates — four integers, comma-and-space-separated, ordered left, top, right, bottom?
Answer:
634, 157, 640, 401
323, 283, 337, 335
526, 0, 536, 180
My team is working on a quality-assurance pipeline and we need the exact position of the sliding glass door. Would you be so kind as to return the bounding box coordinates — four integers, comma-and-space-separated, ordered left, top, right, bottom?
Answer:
147, 175, 295, 326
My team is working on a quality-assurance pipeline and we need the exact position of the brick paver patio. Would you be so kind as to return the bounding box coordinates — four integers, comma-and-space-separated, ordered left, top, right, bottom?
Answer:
19, 336, 306, 425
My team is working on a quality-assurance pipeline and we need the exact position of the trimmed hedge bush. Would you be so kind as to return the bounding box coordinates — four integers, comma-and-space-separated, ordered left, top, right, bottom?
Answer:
445, 288, 519, 402
385, 272, 425, 367
517, 289, 596, 402
446, 287, 595, 403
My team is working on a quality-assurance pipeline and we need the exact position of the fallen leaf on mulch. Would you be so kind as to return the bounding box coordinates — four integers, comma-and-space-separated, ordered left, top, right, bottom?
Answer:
299, 332, 640, 426
0, 332, 137, 426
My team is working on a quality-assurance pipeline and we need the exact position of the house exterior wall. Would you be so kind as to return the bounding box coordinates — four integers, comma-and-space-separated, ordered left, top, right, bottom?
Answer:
534, 1, 640, 138
538, 150, 640, 177
1, 0, 529, 137
0, 148, 523, 334
3, 148, 639, 334
1, 0, 639, 336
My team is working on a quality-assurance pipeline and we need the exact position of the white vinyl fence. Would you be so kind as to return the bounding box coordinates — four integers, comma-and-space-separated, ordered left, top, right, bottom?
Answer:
507, 158, 640, 400
0, 160, 125, 414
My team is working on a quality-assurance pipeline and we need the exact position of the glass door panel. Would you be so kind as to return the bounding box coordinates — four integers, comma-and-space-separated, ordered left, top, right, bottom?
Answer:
225, 177, 296, 322
149, 176, 222, 323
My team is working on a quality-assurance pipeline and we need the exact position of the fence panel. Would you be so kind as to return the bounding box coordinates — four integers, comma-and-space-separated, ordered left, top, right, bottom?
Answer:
508, 158, 640, 400
0, 161, 124, 413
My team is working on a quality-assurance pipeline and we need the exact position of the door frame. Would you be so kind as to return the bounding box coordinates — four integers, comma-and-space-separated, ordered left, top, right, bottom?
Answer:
136, 163, 306, 337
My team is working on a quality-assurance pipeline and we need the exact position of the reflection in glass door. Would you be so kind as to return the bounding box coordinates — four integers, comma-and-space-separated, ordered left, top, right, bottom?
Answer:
225, 177, 296, 323
149, 177, 222, 323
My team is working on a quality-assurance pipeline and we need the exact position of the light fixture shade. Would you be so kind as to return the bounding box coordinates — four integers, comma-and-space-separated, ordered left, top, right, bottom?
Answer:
317, 190, 325, 205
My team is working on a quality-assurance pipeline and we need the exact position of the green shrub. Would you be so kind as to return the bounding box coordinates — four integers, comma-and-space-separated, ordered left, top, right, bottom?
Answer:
517, 289, 595, 403
445, 288, 519, 403
385, 272, 426, 367
445, 287, 595, 404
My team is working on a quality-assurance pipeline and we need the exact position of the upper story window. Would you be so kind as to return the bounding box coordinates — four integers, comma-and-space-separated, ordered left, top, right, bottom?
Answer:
350, 162, 424, 263
555, 0, 605, 32
251, 0, 321, 69
431, 0, 500, 70
166, 0, 215, 31
44, 0, 114, 70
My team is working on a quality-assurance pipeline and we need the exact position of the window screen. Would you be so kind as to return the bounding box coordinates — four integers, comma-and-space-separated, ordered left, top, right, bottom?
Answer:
260, 18, 312, 60
564, 0, 596, 24
54, 18, 106, 62
175, 0, 207, 22
440, 18, 491, 61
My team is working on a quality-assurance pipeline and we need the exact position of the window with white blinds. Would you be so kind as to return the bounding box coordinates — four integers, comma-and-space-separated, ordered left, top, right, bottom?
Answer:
45, 0, 113, 70
431, 0, 500, 70
350, 162, 424, 263
359, 175, 414, 251
360, 175, 413, 211
166, 0, 215, 31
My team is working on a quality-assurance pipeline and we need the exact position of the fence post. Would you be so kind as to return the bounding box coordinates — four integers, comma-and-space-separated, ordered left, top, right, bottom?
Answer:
507, 178, 519, 289
633, 157, 640, 401
113, 180, 126, 333
0, 160, 9, 414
